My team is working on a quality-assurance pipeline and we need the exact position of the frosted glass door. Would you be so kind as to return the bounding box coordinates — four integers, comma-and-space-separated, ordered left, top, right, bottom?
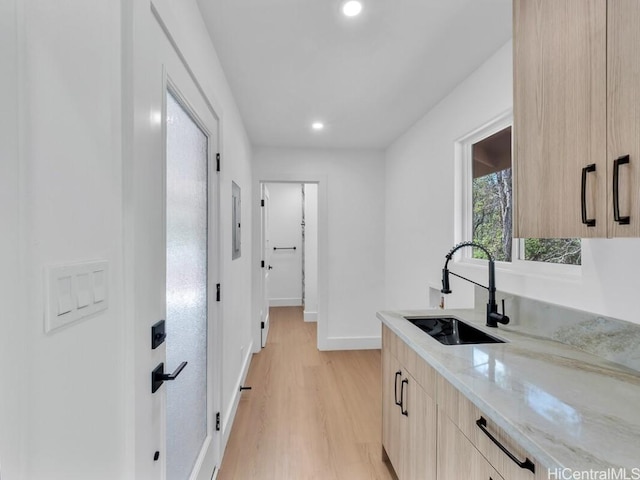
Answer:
165, 90, 209, 480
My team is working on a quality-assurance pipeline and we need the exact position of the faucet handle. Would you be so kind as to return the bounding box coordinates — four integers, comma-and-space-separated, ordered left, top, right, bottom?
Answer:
487, 299, 510, 327
499, 298, 510, 325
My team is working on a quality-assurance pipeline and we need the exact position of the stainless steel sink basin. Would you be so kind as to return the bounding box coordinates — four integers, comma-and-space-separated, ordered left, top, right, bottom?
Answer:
404, 316, 505, 345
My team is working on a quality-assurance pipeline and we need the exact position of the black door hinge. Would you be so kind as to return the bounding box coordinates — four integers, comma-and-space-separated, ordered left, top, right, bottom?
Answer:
215, 412, 221, 431
261, 260, 265, 268
261, 321, 265, 329
260, 199, 265, 207
216, 153, 220, 172
216, 283, 221, 302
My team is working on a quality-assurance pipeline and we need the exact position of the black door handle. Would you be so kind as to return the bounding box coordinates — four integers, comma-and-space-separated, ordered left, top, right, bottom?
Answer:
581, 164, 596, 227
151, 361, 188, 393
476, 417, 535, 473
613, 155, 630, 225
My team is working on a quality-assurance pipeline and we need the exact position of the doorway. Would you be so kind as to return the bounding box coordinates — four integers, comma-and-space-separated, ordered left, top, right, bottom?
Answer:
259, 182, 318, 347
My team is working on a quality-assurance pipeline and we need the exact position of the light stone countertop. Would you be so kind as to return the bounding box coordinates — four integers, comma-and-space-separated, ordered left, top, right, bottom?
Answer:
378, 308, 640, 473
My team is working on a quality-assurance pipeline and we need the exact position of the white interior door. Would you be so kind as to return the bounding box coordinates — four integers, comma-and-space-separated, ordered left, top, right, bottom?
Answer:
164, 88, 212, 480
260, 184, 271, 347
158, 24, 221, 480
131, 11, 221, 479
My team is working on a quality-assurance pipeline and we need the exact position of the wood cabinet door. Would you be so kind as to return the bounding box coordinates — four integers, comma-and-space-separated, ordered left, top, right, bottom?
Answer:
438, 412, 504, 480
381, 347, 403, 476
402, 376, 437, 480
514, 0, 607, 238
608, 0, 640, 237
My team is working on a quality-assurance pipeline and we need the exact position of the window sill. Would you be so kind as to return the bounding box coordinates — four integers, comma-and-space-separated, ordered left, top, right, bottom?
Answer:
455, 256, 582, 285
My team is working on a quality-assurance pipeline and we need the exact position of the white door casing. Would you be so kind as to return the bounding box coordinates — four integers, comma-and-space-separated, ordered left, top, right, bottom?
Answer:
260, 184, 271, 348
252, 174, 327, 351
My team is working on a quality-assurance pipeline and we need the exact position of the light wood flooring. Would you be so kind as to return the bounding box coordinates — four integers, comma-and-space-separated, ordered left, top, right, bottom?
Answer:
217, 306, 394, 480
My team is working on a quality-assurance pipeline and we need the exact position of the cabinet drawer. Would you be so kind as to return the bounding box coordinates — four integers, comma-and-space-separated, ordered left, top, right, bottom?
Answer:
382, 325, 436, 397
438, 376, 543, 480
438, 412, 505, 480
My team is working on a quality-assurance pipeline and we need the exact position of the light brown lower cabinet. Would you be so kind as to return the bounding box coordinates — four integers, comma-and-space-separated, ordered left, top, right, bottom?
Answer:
382, 326, 547, 480
403, 374, 437, 479
382, 347, 403, 475
382, 327, 437, 480
437, 376, 546, 480
438, 412, 504, 480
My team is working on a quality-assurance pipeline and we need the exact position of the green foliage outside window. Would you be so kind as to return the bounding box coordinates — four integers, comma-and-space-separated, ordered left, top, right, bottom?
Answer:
472, 169, 512, 262
523, 238, 581, 265
472, 167, 580, 266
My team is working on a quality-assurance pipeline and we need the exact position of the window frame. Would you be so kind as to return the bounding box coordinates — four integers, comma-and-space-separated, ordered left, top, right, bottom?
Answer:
454, 110, 581, 278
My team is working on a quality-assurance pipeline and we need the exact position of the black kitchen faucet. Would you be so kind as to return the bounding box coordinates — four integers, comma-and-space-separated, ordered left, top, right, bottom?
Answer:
441, 241, 509, 328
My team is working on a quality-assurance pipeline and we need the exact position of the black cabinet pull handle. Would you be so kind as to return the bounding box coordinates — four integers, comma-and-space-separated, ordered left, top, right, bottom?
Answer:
581, 164, 596, 227
400, 379, 408, 416
151, 361, 188, 393
476, 417, 535, 473
613, 155, 630, 225
394, 371, 402, 406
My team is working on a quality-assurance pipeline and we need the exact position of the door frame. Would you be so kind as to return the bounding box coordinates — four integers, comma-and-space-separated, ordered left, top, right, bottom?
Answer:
125, 2, 224, 478
252, 175, 328, 351
259, 184, 271, 348
156, 11, 224, 479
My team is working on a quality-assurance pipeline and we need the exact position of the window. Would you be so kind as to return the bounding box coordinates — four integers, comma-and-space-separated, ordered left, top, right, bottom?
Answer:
460, 113, 580, 266
471, 127, 513, 262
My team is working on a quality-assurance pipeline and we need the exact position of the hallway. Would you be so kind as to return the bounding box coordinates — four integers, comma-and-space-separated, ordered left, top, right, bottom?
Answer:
218, 307, 394, 479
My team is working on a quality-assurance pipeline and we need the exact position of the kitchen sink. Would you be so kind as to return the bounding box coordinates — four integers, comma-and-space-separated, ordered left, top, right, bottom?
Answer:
403, 316, 505, 345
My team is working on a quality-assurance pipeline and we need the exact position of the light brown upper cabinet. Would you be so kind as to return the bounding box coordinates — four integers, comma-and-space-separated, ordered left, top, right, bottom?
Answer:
514, 0, 640, 238
607, 1, 640, 237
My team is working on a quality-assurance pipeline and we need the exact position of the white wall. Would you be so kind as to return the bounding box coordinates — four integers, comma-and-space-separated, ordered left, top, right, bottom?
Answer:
253, 147, 386, 350
266, 183, 303, 306
0, 0, 26, 477
1, 0, 254, 478
304, 183, 319, 321
385, 39, 640, 326
15, 1, 126, 478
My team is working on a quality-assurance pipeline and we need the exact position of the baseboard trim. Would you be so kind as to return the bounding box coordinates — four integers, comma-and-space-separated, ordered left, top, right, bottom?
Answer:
319, 335, 381, 351
303, 310, 317, 322
221, 339, 254, 452
269, 298, 302, 307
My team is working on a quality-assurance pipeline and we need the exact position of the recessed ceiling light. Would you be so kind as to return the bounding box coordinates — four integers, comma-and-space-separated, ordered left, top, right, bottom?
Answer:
342, 0, 362, 17
312, 122, 324, 131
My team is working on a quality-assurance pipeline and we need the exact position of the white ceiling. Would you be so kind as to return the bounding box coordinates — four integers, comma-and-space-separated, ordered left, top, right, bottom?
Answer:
196, 0, 512, 149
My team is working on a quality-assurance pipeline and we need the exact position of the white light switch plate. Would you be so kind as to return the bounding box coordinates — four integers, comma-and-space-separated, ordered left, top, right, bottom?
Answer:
45, 260, 109, 333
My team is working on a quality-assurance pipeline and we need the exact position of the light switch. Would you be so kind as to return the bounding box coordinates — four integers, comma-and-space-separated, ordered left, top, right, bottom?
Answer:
93, 269, 106, 303
57, 276, 73, 316
46, 260, 108, 333
76, 273, 91, 309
